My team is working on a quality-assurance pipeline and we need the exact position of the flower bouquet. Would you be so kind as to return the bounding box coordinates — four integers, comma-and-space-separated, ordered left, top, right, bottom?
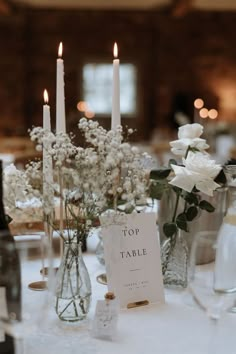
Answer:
4, 118, 151, 320
149, 123, 226, 287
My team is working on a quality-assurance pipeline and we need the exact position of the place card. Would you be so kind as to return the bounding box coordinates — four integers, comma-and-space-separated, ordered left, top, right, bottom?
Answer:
100, 212, 164, 308
91, 298, 119, 339
0, 287, 8, 343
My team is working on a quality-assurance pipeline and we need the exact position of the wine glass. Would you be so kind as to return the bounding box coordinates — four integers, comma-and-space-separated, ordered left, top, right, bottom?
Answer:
188, 230, 236, 353
189, 231, 236, 321
0, 232, 54, 354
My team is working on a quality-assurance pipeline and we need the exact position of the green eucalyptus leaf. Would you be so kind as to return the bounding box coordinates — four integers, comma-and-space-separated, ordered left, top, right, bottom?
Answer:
168, 159, 177, 166
117, 199, 127, 206
172, 186, 182, 195
149, 180, 169, 200
199, 200, 215, 212
186, 206, 198, 221
124, 205, 135, 214
176, 213, 188, 232
189, 147, 199, 153
150, 168, 171, 180
163, 222, 178, 238
5, 214, 13, 224
182, 191, 199, 205
214, 169, 227, 185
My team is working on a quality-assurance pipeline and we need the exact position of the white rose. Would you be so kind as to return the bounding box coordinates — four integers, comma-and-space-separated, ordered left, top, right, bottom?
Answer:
170, 123, 209, 157
178, 123, 203, 139
170, 137, 209, 157
183, 152, 221, 179
169, 152, 221, 196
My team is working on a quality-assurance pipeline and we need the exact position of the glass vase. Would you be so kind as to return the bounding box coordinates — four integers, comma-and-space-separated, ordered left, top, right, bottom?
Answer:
55, 241, 91, 322
158, 187, 227, 263
161, 230, 188, 288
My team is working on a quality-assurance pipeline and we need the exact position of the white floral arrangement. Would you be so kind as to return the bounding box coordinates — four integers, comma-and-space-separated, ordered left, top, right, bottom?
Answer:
4, 118, 151, 242
149, 123, 226, 238
3, 163, 43, 223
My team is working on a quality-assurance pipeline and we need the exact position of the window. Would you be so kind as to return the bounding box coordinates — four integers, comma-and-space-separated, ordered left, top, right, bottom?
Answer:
82, 63, 137, 116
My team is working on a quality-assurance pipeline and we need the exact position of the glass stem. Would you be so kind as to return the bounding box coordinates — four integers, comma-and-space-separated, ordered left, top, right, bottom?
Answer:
208, 317, 219, 354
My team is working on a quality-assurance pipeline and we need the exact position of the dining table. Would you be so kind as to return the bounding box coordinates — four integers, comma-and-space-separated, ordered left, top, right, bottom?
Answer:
16, 233, 236, 354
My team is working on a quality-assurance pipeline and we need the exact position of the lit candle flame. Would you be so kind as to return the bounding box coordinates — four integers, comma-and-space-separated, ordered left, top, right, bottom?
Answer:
44, 89, 49, 104
58, 42, 63, 58
113, 42, 118, 58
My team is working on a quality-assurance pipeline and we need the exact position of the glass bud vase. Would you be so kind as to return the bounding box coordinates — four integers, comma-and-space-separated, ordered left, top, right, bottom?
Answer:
161, 230, 188, 288
55, 241, 92, 322
159, 187, 227, 265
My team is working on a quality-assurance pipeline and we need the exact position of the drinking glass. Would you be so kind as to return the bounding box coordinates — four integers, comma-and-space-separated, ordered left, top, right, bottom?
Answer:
0, 232, 53, 354
189, 231, 236, 322
188, 231, 236, 353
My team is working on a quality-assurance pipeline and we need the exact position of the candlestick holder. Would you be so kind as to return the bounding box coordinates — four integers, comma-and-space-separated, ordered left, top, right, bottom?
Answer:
21, 233, 49, 291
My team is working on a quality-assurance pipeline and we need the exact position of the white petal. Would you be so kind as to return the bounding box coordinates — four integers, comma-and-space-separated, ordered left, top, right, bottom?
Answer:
196, 179, 221, 197
171, 164, 186, 175
169, 167, 195, 192
178, 123, 203, 139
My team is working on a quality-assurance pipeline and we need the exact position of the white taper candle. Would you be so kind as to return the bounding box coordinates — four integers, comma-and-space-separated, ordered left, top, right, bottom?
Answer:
56, 42, 66, 134
111, 42, 121, 130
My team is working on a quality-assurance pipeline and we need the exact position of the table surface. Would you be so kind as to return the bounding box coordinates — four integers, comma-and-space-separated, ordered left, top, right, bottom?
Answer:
16, 235, 236, 354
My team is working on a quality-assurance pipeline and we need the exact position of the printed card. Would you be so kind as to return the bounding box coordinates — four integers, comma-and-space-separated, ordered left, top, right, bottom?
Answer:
100, 212, 164, 308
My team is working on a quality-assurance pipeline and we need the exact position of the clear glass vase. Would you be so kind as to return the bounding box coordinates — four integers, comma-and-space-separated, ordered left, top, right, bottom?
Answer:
161, 230, 188, 288
159, 187, 227, 264
55, 241, 92, 322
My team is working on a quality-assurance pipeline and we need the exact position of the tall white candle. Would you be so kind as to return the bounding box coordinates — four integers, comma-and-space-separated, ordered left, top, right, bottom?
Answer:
43, 89, 53, 213
56, 42, 66, 134
111, 42, 120, 130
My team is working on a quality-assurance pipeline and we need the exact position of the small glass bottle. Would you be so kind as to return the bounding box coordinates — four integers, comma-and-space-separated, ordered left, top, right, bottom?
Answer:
92, 292, 119, 339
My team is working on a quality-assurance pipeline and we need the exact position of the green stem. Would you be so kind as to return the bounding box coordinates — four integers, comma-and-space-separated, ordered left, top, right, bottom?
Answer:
184, 200, 188, 213
172, 193, 180, 223
58, 299, 74, 317
171, 145, 191, 224
68, 268, 79, 318
44, 213, 67, 243
185, 146, 191, 159
59, 246, 68, 298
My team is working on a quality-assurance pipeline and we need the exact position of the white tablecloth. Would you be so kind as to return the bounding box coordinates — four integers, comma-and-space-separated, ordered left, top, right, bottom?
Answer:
20, 237, 236, 354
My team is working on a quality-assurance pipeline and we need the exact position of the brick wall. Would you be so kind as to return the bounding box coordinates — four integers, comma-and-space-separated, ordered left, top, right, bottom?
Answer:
0, 7, 236, 139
